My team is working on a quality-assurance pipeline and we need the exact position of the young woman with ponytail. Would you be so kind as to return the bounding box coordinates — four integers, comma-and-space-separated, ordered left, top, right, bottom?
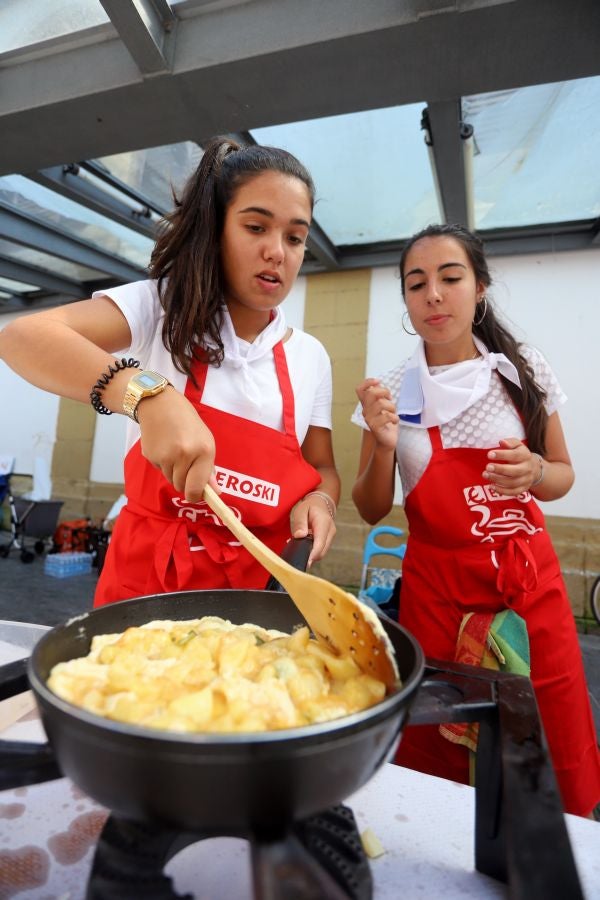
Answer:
352, 223, 600, 818
0, 137, 340, 604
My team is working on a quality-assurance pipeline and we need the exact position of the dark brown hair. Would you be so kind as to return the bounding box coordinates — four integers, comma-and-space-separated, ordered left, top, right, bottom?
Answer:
399, 223, 548, 454
149, 137, 315, 376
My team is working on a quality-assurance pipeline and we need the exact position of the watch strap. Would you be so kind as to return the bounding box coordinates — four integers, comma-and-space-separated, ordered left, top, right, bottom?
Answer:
122, 371, 170, 423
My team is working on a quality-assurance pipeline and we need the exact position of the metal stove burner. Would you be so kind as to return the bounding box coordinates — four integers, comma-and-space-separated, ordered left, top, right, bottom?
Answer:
86, 805, 372, 900
0, 654, 586, 899
410, 660, 585, 900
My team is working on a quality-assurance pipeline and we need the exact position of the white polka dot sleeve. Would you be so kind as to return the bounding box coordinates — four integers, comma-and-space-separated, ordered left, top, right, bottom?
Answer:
351, 362, 409, 430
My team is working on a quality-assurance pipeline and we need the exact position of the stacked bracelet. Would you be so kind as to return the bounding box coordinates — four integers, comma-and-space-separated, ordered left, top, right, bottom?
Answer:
90, 358, 140, 415
531, 453, 544, 487
304, 490, 337, 520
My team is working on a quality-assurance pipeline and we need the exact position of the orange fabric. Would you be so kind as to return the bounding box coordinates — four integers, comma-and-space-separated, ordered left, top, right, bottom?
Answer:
438, 612, 496, 754
53, 519, 90, 553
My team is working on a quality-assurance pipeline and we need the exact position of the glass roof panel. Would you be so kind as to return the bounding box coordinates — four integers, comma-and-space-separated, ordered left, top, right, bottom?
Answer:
0, 239, 105, 282
463, 75, 600, 229
0, 176, 153, 269
0, 276, 41, 294
95, 142, 203, 212
252, 104, 441, 245
0, 0, 109, 56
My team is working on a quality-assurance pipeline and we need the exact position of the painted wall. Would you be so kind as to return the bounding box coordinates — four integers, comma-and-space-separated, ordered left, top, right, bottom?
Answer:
0, 311, 60, 478
1, 248, 599, 519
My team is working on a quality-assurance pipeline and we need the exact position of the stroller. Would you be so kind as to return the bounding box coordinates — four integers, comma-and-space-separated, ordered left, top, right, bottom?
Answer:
0, 471, 63, 564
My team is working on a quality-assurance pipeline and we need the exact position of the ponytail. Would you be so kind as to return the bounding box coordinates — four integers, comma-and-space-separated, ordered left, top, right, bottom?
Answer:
473, 310, 548, 456
150, 137, 240, 374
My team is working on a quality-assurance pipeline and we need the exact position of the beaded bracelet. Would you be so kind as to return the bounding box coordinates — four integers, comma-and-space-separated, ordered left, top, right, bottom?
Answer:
304, 490, 337, 520
90, 358, 140, 415
531, 453, 544, 487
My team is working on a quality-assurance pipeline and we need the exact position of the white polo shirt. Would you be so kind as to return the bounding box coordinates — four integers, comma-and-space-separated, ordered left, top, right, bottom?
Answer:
93, 280, 332, 454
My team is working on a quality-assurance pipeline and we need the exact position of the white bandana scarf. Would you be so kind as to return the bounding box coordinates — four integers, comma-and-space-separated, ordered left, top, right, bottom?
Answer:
204, 305, 288, 408
397, 337, 522, 428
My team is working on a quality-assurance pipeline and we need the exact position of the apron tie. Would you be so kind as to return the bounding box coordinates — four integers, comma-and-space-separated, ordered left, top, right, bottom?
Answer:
126, 498, 243, 593
154, 520, 194, 593
493, 534, 539, 605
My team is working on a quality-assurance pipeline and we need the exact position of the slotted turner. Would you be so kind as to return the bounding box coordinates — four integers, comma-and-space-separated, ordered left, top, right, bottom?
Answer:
203, 486, 399, 689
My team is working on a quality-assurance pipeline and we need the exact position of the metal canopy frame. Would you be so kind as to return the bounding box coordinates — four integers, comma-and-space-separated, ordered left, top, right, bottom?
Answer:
0, 254, 85, 297
29, 165, 163, 240
0, 0, 599, 309
98, 0, 177, 76
0, 203, 144, 282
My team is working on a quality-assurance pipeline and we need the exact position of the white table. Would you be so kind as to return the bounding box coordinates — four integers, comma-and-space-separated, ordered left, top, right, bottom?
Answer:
1, 620, 598, 900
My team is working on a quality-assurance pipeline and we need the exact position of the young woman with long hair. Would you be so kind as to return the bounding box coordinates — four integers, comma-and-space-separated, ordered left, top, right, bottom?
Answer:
352, 223, 600, 818
0, 137, 340, 606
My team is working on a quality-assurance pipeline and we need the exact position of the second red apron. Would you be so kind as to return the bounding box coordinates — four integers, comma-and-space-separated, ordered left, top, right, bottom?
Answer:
395, 425, 600, 817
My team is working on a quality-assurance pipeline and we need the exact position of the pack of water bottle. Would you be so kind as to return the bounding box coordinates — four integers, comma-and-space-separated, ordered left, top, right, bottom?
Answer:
44, 552, 93, 578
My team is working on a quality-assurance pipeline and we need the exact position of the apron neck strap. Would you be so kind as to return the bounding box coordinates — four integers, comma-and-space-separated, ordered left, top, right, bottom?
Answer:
272, 341, 296, 437
428, 425, 443, 451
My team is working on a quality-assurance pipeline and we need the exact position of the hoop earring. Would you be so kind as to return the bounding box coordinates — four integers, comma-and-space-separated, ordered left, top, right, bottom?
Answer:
402, 311, 417, 336
473, 296, 488, 326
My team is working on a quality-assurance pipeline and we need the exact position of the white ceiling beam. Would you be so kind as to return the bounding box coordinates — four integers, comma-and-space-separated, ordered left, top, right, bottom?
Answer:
0, 0, 598, 178
422, 100, 471, 227
98, 0, 176, 76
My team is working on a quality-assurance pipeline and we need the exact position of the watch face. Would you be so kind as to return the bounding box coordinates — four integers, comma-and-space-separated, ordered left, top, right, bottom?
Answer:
135, 372, 163, 389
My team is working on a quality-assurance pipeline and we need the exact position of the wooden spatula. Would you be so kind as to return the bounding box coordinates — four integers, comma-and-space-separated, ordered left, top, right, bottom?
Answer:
203, 486, 399, 689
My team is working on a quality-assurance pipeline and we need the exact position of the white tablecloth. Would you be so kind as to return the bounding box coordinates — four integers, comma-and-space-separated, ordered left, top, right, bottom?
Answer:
1, 620, 598, 899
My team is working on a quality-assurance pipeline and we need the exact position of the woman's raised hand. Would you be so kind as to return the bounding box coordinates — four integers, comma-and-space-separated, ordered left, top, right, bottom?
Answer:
355, 378, 399, 450
483, 438, 541, 496
137, 387, 216, 503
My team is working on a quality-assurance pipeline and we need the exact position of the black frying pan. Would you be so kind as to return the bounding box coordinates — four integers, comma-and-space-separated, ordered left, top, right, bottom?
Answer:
28, 588, 423, 834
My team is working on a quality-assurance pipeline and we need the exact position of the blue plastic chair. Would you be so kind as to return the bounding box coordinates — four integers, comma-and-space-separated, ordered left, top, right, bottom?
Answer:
0, 474, 9, 506
358, 526, 406, 606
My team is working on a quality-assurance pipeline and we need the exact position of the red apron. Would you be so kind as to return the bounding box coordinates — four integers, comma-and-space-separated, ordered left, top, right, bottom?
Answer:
396, 425, 600, 817
95, 341, 320, 605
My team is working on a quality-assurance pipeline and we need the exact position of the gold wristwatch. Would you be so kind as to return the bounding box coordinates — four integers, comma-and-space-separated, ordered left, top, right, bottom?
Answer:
122, 370, 170, 422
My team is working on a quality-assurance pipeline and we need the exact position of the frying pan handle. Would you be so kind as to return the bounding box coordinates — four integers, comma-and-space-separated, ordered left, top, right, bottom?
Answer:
0, 740, 63, 790
0, 659, 63, 789
0, 658, 29, 699
265, 537, 313, 591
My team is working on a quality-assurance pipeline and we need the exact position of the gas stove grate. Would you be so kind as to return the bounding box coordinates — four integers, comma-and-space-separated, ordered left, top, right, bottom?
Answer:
86, 805, 372, 900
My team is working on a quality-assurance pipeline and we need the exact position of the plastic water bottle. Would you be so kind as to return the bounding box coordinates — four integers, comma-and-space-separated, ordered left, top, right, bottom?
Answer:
44, 551, 93, 578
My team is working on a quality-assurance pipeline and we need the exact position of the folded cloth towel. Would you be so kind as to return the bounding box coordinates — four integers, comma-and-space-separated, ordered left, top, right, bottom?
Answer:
439, 610, 530, 756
